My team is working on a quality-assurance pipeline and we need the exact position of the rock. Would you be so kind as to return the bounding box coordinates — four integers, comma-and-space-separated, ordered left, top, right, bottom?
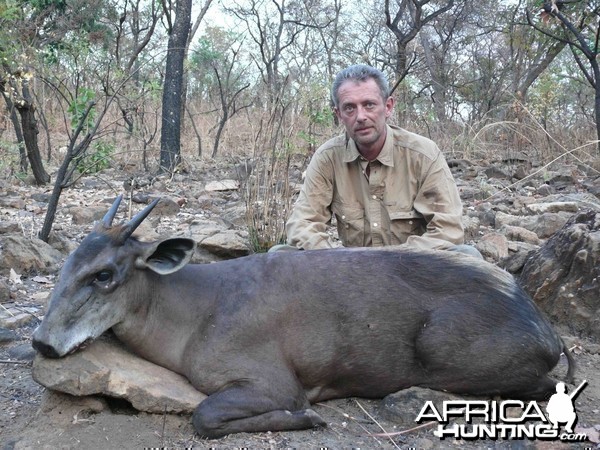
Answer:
0, 327, 19, 344
0, 196, 26, 209
199, 230, 250, 258
67, 206, 106, 225
494, 211, 571, 239
0, 233, 63, 275
476, 232, 509, 261
501, 241, 538, 274
500, 225, 540, 245
512, 164, 530, 180
8, 342, 36, 361
205, 179, 240, 192
542, 192, 600, 212
485, 166, 511, 179
447, 159, 473, 170
196, 194, 227, 210
154, 197, 181, 216
32, 335, 206, 414
189, 219, 227, 242
468, 203, 496, 227
462, 215, 480, 241
520, 210, 600, 339
0, 278, 9, 301
0, 304, 42, 329
31, 192, 51, 203
47, 232, 79, 255
220, 204, 248, 227
458, 185, 485, 201
0, 221, 21, 233
547, 171, 577, 190
536, 184, 553, 196
526, 201, 579, 214
582, 176, 600, 199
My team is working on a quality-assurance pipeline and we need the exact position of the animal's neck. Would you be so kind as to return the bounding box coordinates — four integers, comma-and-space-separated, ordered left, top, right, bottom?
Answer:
112, 267, 216, 374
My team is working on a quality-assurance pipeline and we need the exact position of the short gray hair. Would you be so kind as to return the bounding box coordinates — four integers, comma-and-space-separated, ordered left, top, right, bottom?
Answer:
331, 65, 390, 108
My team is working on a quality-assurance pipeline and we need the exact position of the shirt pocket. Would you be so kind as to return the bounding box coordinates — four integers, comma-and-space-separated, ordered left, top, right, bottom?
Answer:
332, 201, 365, 246
387, 209, 425, 244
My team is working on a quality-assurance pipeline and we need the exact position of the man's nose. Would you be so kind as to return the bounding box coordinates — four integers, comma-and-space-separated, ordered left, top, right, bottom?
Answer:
356, 106, 367, 121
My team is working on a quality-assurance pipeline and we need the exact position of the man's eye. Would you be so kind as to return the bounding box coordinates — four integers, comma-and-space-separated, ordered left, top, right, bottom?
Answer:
95, 271, 112, 283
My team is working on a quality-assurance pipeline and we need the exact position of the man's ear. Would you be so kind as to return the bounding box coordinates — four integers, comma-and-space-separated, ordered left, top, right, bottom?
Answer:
136, 238, 196, 275
385, 96, 395, 118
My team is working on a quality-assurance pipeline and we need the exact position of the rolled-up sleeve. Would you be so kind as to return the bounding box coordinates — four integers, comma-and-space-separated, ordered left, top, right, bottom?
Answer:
286, 152, 337, 249
404, 152, 464, 250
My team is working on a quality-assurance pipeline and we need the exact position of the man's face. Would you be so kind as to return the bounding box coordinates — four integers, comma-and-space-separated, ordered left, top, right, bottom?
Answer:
334, 78, 394, 158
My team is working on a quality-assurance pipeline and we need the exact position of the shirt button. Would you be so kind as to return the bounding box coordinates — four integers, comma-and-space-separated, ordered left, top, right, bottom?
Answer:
408, 221, 413, 224
342, 215, 346, 220
372, 195, 377, 200
373, 222, 378, 227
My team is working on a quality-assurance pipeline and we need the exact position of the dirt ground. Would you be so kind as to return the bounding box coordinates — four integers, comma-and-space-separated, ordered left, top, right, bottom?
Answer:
1, 164, 599, 449
1, 319, 599, 449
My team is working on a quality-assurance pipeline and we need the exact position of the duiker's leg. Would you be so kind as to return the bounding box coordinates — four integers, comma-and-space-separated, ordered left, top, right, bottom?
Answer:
192, 384, 325, 439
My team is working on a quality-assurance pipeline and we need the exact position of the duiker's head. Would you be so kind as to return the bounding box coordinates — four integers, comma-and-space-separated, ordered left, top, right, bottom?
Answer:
32, 195, 195, 357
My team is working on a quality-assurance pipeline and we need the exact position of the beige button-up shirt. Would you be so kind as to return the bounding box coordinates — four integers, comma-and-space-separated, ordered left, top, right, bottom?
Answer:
286, 125, 464, 251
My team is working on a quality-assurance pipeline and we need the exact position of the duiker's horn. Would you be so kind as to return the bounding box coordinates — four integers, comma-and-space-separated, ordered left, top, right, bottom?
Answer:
102, 195, 123, 227
121, 197, 160, 241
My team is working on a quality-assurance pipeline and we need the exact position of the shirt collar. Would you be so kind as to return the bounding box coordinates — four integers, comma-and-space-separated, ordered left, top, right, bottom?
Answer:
343, 124, 394, 167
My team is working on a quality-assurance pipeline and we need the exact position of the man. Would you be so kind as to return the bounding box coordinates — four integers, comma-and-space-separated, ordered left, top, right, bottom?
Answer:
284, 64, 475, 255
546, 382, 577, 433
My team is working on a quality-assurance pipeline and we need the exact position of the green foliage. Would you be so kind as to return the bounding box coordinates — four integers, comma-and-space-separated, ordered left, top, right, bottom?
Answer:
67, 88, 96, 132
143, 79, 163, 101
247, 225, 286, 253
195, 36, 223, 66
0, 1, 21, 20
189, 26, 249, 98
528, 71, 557, 118
75, 140, 114, 174
0, 139, 22, 172
27, 0, 67, 12
309, 104, 333, 126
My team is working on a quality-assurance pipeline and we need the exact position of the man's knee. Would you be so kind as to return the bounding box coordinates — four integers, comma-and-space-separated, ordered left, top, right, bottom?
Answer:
268, 244, 300, 253
447, 244, 483, 259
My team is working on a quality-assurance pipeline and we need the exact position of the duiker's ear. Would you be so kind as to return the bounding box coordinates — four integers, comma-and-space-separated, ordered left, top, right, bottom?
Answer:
136, 238, 196, 275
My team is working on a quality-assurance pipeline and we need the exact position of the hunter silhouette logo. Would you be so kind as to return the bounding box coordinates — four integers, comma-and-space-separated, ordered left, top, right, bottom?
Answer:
417, 380, 589, 442
546, 380, 587, 433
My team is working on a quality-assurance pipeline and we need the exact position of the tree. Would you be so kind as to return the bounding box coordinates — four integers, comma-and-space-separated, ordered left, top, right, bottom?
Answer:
225, 0, 332, 106
527, 0, 600, 151
113, 0, 162, 134
159, 0, 193, 172
191, 30, 252, 157
509, 1, 567, 102
0, 0, 116, 183
384, 0, 457, 87
419, 2, 472, 122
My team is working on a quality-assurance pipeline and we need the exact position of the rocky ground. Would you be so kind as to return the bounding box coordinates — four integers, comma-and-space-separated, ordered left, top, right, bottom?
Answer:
1, 155, 599, 449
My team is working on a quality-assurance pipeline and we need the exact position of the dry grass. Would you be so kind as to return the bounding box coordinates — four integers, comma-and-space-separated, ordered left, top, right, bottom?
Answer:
2, 97, 598, 251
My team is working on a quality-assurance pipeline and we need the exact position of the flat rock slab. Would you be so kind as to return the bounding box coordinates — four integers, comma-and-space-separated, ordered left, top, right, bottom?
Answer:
32, 335, 206, 414
205, 179, 240, 191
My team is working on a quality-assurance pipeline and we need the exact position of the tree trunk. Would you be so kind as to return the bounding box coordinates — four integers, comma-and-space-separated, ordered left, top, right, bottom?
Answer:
14, 78, 50, 184
159, 0, 192, 173
1, 91, 28, 172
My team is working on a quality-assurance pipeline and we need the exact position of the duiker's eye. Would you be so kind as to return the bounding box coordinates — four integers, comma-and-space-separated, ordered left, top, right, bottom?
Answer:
95, 271, 113, 283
